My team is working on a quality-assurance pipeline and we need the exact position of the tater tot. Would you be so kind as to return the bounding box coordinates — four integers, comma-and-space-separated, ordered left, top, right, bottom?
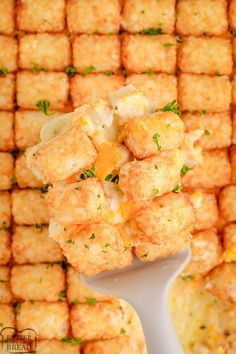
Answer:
206, 263, 236, 302
0, 153, 14, 190
12, 225, 63, 264
178, 37, 232, 75
0, 267, 12, 303
184, 228, 222, 275
122, 34, 176, 74
0, 74, 14, 110
0, 192, 11, 229
231, 146, 236, 184
219, 185, 236, 222
0, 230, 11, 265
83, 336, 137, 354
0, 35, 17, 72
15, 154, 43, 189
47, 179, 107, 225
122, 111, 184, 159
17, 302, 69, 340
67, 266, 112, 304
183, 112, 232, 150
182, 150, 231, 189
73, 35, 120, 73
223, 223, 236, 263
71, 302, 125, 341
229, 0, 236, 31
0, 304, 15, 329
0, 0, 14, 34
126, 74, 177, 112
12, 190, 51, 225
27, 128, 97, 183
119, 151, 182, 201
188, 192, 218, 231
133, 228, 191, 262
121, 0, 175, 34
36, 340, 79, 354
63, 222, 132, 276
178, 74, 231, 112
11, 264, 65, 302
176, 0, 228, 36
133, 192, 195, 244
0, 112, 14, 151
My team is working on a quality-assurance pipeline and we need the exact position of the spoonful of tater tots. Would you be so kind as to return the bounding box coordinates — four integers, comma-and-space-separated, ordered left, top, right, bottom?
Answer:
26, 86, 205, 354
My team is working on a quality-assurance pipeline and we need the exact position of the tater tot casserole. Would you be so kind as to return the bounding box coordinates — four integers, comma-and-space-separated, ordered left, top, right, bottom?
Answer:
0, 0, 236, 353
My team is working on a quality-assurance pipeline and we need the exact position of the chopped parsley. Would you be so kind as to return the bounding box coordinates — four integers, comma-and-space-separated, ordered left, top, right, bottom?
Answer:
152, 188, 159, 196
141, 10, 145, 14
1, 221, 8, 231
71, 298, 78, 305
67, 239, 74, 244
86, 297, 97, 305
105, 173, 119, 184
32, 64, 39, 73
80, 167, 96, 179
58, 290, 66, 301
181, 164, 193, 176
0, 280, 7, 283
152, 133, 161, 152
0, 68, 8, 76
61, 337, 83, 346
89, 233, 96, 240
200, 109, 206, 116
146, 69, 155, 76
163, 43, 175, 47
59, 261, 68, 272
160, 204, 164, 208
84, 244, 89, 249
176, 35, 183, 43
120, 67, 128, 78
97, 204, 102, 210
140, 27, 162, 35
82, 66, 96, 77
204, 129, 210, 136
75, 186, 81, 191
0, 323, 3, 327
36, 99, 51, 115
65, 66, 77, 76
13, 302, 21, 313
200, 325, 206, 330
35, 224, 43, 233
12, 175, 17, 184
141, 254, 148, 258
104, 243, 111, 247
119, 305, 125, 318
104, 70, 115, 76
172, 184, 183, 193
181, 275, 193, 281
161, 99, 182, 118
105, 174, 112, 181
154, 164, 158, 170
120, 328, 126, 334
40, 185, 49, 194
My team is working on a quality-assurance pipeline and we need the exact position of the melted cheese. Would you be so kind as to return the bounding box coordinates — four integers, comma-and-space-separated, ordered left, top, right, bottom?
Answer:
95, 142, 122, 181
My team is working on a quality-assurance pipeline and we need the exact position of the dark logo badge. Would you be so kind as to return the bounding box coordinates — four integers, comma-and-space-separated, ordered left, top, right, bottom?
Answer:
0, 327, 37, 354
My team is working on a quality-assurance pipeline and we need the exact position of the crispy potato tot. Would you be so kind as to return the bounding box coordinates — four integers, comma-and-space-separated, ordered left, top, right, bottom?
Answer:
36, 341, 79, 354
223, 223, 236, 263
67, 266, 112, 304
15, 154, 43, 188
206, 263, 236, 302
121, 0, 175, 34
183, 112, 232, 150
27, 128, 97, 183
47, 179, 107, 225
178, 37, 232, 75
0, 304, 15, 328
188, 192, 218, 231
66, 0, 120, 34
17, 0, 65, 32
184, 228, 222, 275
122, 34, 176, 74
0, 153, 14, 190
229, 0, 236, 31
71, 302, 125, 340
176, 0, 228, 35
0, 192, 11, 229
73, 35, 120, 73
11, 264, 65, 302
178, 74, 231, 112
63, 222, 132, 276
0, 35, 17, 72
71, 74, 124, 108
0, 112, 14, 151
84, 336, 138, 354
19, 34, 70, 71
133, 192, 195, 244
126, 74, 177, 112
0, 74, 14, 110
0, 0, 14, 34
182, 150, 231, 189
0, 230, 11, 265
119, 151, 182, 201
17, 302, 69, 340
12, 225, 63, 264
133, 228, 191, 262
122, 111, 184, 159
12, 190, 50, 225
0, 267, 12, 303
219, 185, 236, 222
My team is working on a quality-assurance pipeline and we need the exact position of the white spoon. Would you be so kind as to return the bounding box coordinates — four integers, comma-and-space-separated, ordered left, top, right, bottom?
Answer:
81, 246, 191, 354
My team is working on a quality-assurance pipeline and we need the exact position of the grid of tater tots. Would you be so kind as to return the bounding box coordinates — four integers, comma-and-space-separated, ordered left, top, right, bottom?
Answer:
0, 0, 236, 353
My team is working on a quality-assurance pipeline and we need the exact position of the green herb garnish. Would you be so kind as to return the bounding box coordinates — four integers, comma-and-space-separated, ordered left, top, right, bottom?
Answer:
89, 233, 95, 240
65, 66, 77, 76
61, 337, 83, 346
58, 290, 66, 301
36, 99, 51, 115
141, 27, 162, 35
0, 68, 8, 76
82, 66, 96, 77
204, 129, 210, 136
80, 167, 96, 179
152, 133, 161, 152
181, 165, 193, 176
172, 184, 183, 193
161, 100, 182, 118
86, 297, 97, 305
